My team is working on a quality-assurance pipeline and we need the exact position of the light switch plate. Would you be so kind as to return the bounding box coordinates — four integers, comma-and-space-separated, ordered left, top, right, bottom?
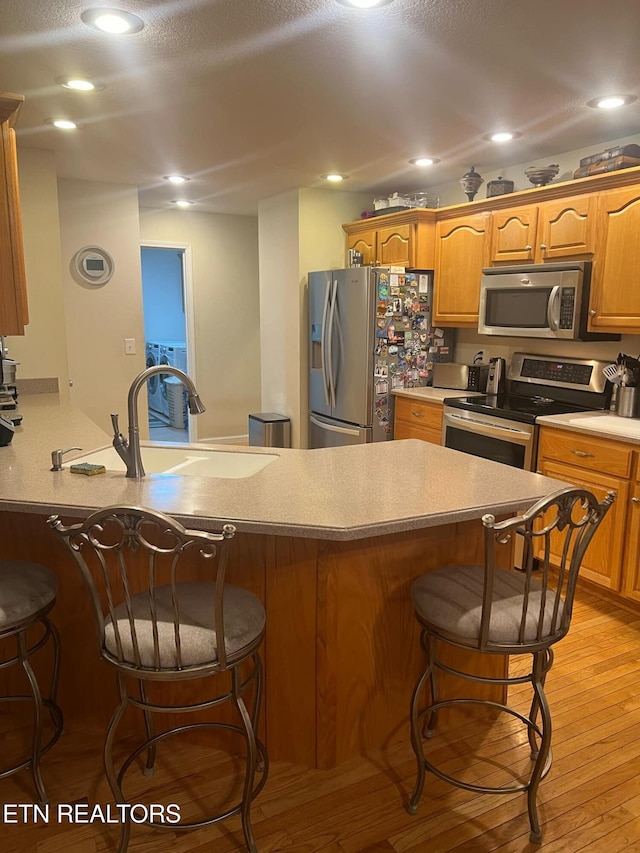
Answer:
124, 338, 136, 355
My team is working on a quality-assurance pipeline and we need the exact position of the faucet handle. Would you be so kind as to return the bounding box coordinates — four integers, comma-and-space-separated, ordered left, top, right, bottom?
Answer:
110, 413, 121, 435
51, 446, 82, 472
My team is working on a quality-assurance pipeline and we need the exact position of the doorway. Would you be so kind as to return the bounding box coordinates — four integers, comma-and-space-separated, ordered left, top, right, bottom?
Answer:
140, 243, 196, 443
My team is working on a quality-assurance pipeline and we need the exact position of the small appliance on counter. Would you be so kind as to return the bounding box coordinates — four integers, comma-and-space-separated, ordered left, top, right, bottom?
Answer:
0, 337, 22, 427
432, 362, 489, 392
486, 357, 506, 395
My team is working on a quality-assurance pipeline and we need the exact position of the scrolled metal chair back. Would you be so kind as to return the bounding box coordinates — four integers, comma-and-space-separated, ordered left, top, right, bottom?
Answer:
48, 506, 236, 671
480, 486, 615, 650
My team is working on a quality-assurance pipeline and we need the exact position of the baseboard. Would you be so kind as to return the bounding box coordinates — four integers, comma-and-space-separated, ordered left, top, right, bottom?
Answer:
197, 434, 249, 446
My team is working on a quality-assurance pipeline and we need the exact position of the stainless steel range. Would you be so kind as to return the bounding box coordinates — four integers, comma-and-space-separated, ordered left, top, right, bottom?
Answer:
442, 352, 612, 471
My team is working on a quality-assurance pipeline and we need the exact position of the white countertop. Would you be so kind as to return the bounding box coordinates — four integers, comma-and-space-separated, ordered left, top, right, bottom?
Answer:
537, 410, 640, 444
1, 394, 568, 540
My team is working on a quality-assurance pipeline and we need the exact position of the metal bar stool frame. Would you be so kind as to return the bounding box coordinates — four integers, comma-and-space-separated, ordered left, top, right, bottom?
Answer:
49, 506, 268, 853
0, 595, 63, 804
407, 486, 615, 844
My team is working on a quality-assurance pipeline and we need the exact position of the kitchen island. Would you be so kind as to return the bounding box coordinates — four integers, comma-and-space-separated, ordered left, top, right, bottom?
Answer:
0, 394, 567, 769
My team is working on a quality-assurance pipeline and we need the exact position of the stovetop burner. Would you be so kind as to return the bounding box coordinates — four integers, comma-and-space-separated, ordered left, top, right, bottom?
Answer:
443, 393, 596, 425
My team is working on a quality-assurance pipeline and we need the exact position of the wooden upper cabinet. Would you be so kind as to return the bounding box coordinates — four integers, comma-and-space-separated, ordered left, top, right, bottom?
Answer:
433, 212, 491, 326
490, 196, 596, 265
589, 185, 640, 333
377, 222, 413, 267
0, 93, 28, 336
490, 205, 538, 263
345, 228, 376, 266
537, 194, 597, 260
342, 210, 435, 270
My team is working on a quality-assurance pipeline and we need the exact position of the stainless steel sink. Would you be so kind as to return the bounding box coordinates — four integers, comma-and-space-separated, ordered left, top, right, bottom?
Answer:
64, 445, 278, 478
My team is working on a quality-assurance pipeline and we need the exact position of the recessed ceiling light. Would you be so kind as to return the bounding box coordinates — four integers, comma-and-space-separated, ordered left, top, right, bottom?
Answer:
164, 175, 190, 184
172, 200, 194, 207
484, 131, 521, 143
322, 173, 347, 182
409, 157, 440, 167
587, 94, 637, 110
81, 8, 144, 34
49, 119, 79, 130
337, 0, 395, 7
58, 77, 103, 92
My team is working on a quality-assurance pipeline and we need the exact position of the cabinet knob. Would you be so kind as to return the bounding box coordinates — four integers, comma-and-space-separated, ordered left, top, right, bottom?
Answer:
540, 244, 547, 251
525, 245, 532, 251
632, 497, 640, 504
589, 309, 597, 317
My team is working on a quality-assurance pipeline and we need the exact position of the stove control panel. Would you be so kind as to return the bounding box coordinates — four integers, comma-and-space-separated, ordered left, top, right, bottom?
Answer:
509, 352, 609, 395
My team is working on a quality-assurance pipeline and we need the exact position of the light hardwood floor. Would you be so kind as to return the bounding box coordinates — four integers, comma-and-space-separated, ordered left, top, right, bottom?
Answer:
1, 585, 640, 852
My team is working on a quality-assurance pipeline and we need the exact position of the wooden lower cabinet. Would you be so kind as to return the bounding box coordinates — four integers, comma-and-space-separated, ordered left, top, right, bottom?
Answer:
623, 480, 640, 603
537, 426, 639, 598
393, 396, 443, 445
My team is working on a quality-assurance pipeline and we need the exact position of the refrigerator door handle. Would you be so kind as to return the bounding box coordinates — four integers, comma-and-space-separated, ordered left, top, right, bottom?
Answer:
309, 415, 362, 437
321, 279, 331, 407
327, 279, 338, 408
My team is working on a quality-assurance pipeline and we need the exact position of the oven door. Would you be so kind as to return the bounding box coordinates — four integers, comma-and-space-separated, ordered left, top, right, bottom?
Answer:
441, 406, 536, 471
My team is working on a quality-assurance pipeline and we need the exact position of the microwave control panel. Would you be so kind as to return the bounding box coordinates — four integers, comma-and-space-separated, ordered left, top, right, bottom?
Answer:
559, 287, 576, 330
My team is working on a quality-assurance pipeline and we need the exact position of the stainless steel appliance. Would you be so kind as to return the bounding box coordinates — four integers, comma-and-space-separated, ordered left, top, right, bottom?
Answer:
478, 262, 619, 341
0, 337, 21, 427
308, 267, 454, 448
442, 352, 611, 471
432, 362, 489, 392
486, 357, 506, 395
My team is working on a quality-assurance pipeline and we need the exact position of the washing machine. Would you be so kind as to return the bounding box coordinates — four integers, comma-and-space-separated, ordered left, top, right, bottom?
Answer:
145, 342, 163, 415
157, 341, 187, 420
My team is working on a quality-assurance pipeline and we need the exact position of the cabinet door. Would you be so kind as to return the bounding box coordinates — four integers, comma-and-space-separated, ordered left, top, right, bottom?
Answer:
377, 223, 413, 267
0, 120, 27, 334
433, 213, 491, 326
537, 459, 627, 592
537, 194, 596, 261
589, 186, 640, 333
346, 230, 377, 266
623, 482, 640, 603
490, 205, 538, 263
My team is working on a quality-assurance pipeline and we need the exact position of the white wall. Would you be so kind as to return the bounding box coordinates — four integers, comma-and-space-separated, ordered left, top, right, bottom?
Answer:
139, 207, 261, 441
7, 149, 69, 394
57, 179, 145, 432
258, 188, 372, 448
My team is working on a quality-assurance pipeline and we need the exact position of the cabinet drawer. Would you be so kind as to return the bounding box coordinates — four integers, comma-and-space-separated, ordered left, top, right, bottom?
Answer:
537, 427, 633, 478
394, 419, 442, 445
394, 397, 443, 432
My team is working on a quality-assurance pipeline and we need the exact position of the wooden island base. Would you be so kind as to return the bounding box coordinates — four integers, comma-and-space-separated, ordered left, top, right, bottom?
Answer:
0, 510, 507, 770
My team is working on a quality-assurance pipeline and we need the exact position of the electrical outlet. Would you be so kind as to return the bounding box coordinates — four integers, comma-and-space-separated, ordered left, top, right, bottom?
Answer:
124, 338, 136, 355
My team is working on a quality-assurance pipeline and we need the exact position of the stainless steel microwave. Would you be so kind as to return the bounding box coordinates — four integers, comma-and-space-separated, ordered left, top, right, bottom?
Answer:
478, 262, 619, 341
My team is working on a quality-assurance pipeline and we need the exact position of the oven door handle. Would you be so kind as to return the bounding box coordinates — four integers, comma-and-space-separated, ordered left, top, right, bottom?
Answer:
443, 412, 533, 446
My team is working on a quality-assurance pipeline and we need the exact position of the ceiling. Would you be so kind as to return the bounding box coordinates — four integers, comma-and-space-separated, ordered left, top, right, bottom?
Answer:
2, 0, 639, 215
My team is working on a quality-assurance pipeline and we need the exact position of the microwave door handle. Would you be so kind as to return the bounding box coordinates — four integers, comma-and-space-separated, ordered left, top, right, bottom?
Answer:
321, 280, 331, 406
547, 285, 561, 331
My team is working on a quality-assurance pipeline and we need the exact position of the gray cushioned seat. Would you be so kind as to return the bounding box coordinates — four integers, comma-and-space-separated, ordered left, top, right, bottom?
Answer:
411, 565, 563, 646
0, 561, 58, 630
104, 582, 265, 669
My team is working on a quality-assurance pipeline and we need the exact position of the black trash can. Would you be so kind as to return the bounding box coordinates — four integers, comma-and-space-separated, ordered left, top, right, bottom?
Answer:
248, 413, 291, 448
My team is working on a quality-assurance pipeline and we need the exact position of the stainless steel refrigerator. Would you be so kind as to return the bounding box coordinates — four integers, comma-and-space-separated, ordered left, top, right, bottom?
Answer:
308, 267, 454, 448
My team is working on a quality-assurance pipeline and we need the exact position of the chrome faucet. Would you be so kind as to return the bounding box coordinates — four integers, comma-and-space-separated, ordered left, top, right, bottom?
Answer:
111, 365, 205, 478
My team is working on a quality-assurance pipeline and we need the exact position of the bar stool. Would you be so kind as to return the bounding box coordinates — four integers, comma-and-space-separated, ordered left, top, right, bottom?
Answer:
407, 486, 614, 843
0, 560, 64, 803
49, 505, 268, 853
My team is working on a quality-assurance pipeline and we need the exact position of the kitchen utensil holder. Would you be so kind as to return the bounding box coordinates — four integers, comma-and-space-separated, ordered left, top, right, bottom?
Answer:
616, 386, 640, 418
